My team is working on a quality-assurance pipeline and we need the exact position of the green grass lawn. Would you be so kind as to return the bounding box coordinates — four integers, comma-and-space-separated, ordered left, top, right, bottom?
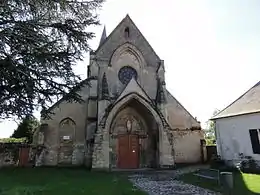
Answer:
178, 171, 260, 195
0, 168, 146, 195
241, 173, 260, 194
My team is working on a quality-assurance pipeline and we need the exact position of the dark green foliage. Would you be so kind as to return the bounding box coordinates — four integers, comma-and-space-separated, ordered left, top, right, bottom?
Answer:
0, 0, 104, 120
204, 109, 219, 145
11, 116, 39, 143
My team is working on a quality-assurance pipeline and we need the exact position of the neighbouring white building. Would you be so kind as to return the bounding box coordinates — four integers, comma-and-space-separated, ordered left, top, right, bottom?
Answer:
211, 81, 260, 166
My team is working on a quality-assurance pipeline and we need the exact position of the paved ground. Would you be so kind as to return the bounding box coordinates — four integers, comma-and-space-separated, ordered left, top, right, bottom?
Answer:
129, 165, 221, 195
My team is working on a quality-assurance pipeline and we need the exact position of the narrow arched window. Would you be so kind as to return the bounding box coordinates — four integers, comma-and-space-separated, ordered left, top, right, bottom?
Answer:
59, 118, 76, 142
124, 27, 130, 38
60, 118, 76, 129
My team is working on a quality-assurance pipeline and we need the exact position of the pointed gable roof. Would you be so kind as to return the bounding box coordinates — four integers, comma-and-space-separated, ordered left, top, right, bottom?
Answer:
94, 14, 161, 67
212, 81, 260, 119
115, 78, 152, 104
99, 78, 172, 129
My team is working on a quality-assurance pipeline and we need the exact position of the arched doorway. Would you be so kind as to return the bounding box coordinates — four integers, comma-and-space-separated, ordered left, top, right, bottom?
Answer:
109, 99, 159, 169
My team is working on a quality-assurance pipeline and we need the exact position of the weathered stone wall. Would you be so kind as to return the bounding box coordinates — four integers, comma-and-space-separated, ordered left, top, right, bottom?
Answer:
161, 90, 203, 164
38, 15, 204, 169
104, 43, 158, 99
40, 84, 91, 166
172, 130, 204, 163
165, 90, 200, 129
0, 148, 17, 167
90, 15, 203, 168
95, 16, 160, 69
95, 15, 162, 100
0, 143, 34, 168
91, 126, 110, 170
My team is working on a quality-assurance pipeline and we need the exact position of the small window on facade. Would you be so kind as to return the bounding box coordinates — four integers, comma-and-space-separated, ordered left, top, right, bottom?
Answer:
249, 129, 260, 154
87, 65, 91, 77
124, 27, 130, 38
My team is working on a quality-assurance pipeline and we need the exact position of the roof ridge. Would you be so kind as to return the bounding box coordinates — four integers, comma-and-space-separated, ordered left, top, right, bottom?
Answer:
43, 76, 97, 114
166, 89, 199, 123
94, 15, 161, 61
114, 77, 154, 104
94, 15, 128, 53
212, 80, 260, 120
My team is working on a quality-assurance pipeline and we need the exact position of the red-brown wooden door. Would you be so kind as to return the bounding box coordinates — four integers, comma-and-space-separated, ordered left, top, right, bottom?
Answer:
19, 148, 30, 167
117, 135, 139, 169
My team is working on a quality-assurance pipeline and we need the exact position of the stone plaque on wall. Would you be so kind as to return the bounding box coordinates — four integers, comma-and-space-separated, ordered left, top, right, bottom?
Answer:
63, 136, 70, 140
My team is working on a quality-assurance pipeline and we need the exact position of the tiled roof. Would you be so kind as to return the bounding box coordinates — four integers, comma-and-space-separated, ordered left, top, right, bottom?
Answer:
212, 81, 260, 119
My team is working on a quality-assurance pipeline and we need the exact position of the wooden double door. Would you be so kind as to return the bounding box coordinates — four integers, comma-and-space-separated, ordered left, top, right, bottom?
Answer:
117, 134, 139, 169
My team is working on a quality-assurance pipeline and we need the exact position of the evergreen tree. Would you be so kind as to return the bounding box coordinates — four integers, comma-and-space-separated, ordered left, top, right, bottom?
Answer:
11, 116, 40, 143
0, 0, 104, 120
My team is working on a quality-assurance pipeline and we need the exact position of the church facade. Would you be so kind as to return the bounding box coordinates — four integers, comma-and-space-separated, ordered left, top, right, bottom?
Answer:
35, 15, 204, 170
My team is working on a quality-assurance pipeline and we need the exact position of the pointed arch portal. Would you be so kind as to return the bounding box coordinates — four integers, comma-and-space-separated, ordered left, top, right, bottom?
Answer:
105, 93, 164, 169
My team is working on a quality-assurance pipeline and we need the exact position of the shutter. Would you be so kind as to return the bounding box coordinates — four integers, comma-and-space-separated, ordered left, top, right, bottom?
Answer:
249, 129, 260, 154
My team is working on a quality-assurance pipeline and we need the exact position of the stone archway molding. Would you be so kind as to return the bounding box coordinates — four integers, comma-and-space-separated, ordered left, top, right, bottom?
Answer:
110, 107, 148, 135
95, 92, 174, 169
105, 93, 163, 133
109, 42, 147, 68
92, 92, 174, 170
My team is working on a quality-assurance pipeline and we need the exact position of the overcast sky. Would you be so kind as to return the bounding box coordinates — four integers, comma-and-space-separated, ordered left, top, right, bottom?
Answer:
1, 0, 260, 138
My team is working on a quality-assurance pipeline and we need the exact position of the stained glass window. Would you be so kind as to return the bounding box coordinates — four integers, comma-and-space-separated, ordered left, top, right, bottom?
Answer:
118, 66, 138, 84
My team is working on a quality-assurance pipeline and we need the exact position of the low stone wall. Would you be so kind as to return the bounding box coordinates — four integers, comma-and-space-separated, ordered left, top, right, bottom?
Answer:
0, 148, 17, 167
0, 143, 37, 168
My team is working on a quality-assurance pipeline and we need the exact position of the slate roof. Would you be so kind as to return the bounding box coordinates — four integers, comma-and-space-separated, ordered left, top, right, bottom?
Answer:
212, 81, 260, 120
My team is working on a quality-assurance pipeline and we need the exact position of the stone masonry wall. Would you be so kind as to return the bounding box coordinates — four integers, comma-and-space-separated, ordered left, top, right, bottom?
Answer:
0, 147, 17, 167
40, 91, 89, 166
172, 130, 204, 163
91, 126, 110, 169
0, 143, 34, 168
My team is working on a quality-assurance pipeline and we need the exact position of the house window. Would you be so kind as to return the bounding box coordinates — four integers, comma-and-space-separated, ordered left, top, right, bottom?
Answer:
249, 129, 260, 154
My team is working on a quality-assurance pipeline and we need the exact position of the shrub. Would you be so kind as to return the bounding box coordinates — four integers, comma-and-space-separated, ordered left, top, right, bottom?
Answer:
238, 156, 260, 174
0, 137, 27, 143
206, 139, 216, 146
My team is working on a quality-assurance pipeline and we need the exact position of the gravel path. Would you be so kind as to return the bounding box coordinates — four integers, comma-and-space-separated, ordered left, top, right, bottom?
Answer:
129, 166, 221, 195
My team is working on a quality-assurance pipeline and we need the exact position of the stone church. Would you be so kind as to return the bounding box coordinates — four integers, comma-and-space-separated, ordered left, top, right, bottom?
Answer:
34, 15, 204, 170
